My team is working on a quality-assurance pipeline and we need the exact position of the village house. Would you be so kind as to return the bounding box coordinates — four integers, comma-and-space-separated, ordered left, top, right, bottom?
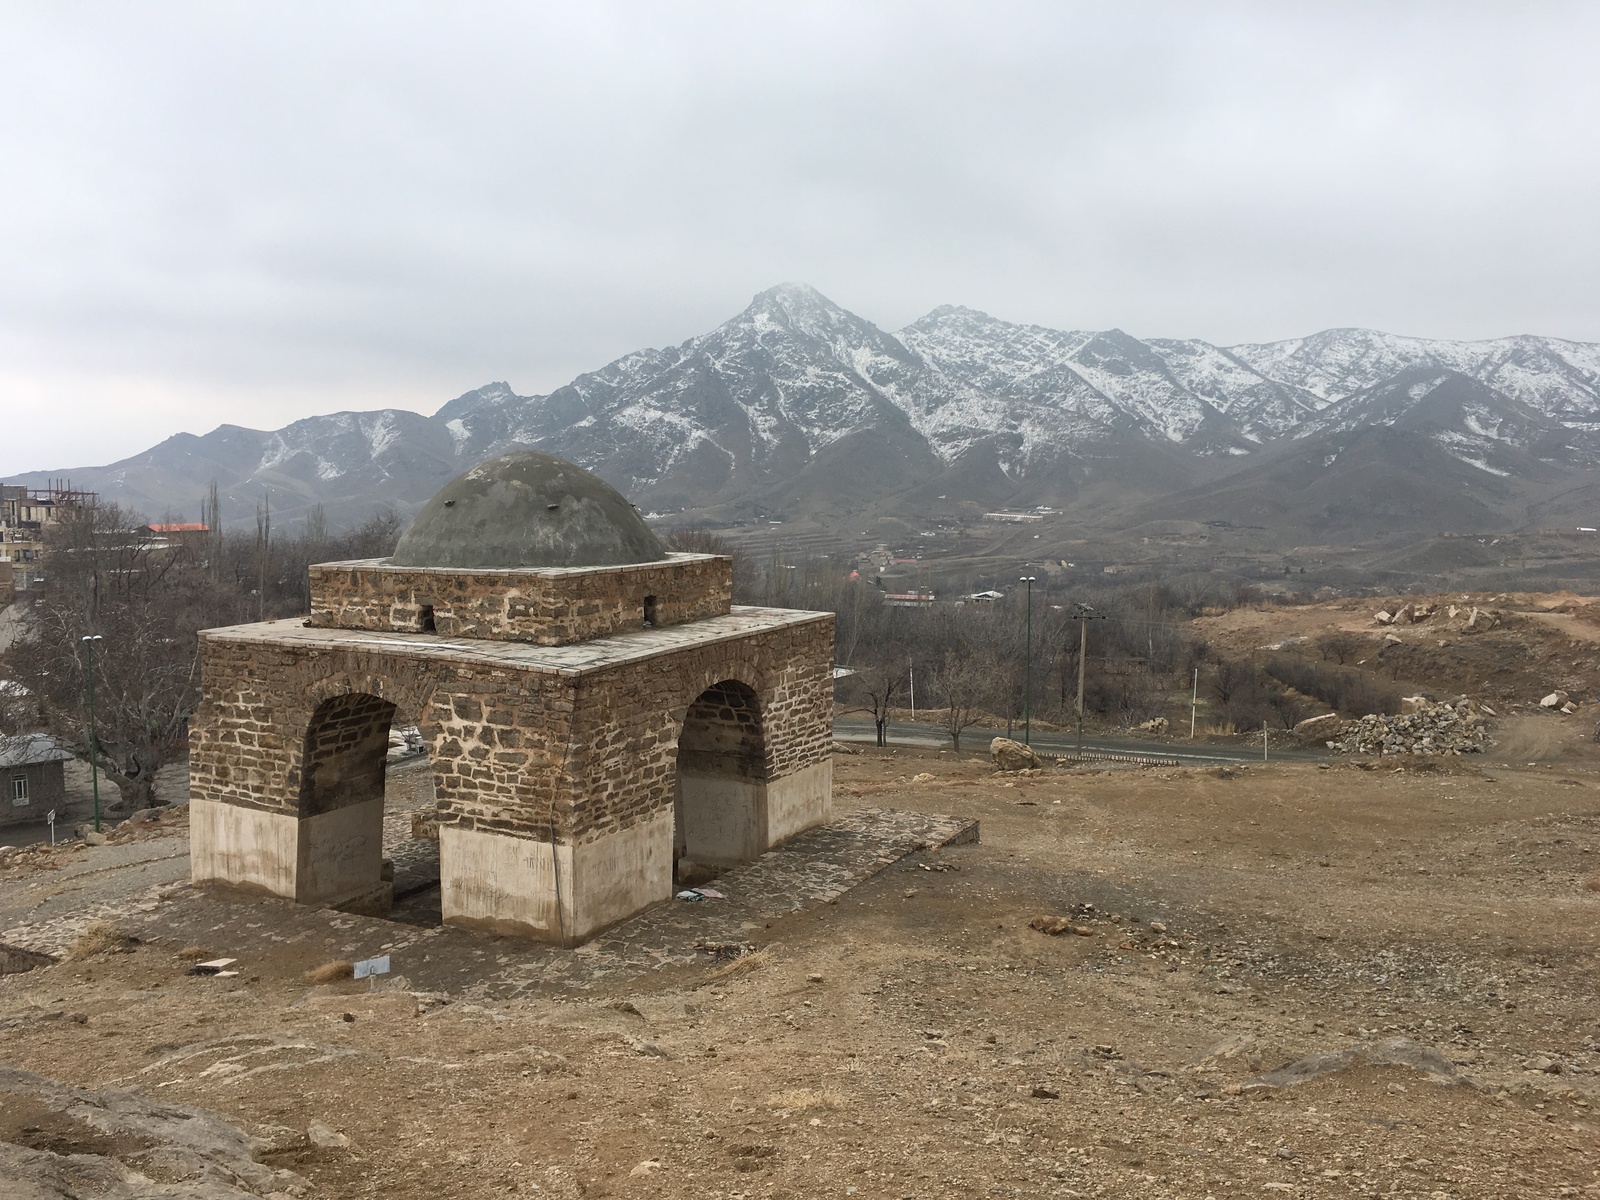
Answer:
0, 734, 72, 827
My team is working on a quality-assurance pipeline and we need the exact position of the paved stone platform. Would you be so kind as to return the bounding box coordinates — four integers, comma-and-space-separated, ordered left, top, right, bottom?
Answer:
2, 808, 977, 997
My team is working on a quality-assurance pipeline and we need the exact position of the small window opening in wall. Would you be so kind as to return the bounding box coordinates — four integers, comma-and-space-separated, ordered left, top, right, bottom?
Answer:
643, 595, 658, 627
11, 773, 28, 804
419, 604, 437, 633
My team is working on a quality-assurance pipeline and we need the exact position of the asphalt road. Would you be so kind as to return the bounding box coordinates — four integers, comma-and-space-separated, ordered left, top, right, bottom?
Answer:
832, 716, 1327, 764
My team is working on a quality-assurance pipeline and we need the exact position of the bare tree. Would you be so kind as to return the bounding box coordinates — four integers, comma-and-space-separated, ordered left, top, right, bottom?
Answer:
1315, 631, 1364, 665
851, 658, 904, 748
3, 503, 244, 811
1111, 669, 1163, 728
928, 650, 993, 751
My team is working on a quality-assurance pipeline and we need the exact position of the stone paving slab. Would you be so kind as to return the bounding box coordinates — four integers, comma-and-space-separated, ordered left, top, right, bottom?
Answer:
3, 809, 976, 997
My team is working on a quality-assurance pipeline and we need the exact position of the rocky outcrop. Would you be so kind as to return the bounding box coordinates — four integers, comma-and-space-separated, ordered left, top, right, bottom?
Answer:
0, 1066, 308, 1198
1327, 699, 1489, 756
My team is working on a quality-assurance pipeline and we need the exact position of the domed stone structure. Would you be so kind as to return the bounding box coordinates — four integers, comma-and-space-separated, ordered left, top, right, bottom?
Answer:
188, 452, 834, 944
391, 450, 666, 570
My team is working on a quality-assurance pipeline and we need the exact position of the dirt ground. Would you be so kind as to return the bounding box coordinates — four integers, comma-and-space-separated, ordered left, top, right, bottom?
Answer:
3, 743, 1599, 1199
1193, 591, 1600, 723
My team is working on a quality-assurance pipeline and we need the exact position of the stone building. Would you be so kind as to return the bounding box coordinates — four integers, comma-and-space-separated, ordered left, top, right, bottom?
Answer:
189, 451, 834, 943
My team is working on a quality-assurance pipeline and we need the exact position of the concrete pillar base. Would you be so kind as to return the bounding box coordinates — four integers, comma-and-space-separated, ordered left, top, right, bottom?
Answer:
439, 810, 674, 943
190, 796, 388, 909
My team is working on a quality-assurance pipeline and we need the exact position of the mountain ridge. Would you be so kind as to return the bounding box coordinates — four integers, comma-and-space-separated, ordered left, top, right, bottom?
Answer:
15, 285, 1600, 540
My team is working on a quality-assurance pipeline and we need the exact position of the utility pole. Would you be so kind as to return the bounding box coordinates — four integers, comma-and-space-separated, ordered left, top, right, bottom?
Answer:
908, 661, 915, 722
1191, 667, 1198, 739
81, 634, 104, 832
1020, 576, 1036, 744
1070, 602, 1098, 756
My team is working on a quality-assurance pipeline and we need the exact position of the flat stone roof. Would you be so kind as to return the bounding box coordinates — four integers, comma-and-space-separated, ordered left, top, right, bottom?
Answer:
199, 605, 832, 677
311, 550, 724, 579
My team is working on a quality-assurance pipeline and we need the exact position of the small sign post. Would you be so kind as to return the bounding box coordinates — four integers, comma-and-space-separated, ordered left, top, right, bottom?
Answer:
46, 809, 56, 847
352, 955, 391, 991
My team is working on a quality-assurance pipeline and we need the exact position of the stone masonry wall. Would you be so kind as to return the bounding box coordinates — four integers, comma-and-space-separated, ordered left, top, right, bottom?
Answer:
300, 693, 396, 816
191, 609, 833, 849
307, 554, 731, 646
678, 681, 765, 780
189, 637, 441, 819
563, 614, 835, 846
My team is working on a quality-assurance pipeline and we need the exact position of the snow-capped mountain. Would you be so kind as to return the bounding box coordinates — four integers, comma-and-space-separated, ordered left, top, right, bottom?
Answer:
16, 284, 1600, 533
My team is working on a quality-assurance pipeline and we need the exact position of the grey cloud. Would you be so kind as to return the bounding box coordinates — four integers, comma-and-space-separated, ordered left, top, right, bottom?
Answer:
3, 1, 1598, 474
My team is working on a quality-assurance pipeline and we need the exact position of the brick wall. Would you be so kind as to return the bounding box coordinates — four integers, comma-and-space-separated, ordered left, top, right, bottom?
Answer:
307, 553, 732, 645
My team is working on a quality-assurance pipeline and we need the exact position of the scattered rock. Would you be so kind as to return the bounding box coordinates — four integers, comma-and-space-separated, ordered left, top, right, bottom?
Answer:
1373, 611, 1393, 625
629, 1159, 663, 1177
1028, 915, 1093, 936
1030, 1085, 1060, 1100
1199, 1033, 1264, 1066
910, 772, 936, 784
1540, 690, 1571, 709
1136, 717, 1169, 733
990, 737, 1043, 771
1293, 713, 1342, 744
306, 1120, 350, 1149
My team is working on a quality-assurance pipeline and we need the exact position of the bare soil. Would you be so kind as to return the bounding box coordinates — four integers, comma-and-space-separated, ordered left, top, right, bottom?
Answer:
1194, 590, 1600, 731
3, 744, 1599, 1198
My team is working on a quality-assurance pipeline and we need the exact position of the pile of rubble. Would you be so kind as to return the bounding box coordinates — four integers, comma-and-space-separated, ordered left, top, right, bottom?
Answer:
1323, 699, 1490, 756
1373, 601, 1505, 634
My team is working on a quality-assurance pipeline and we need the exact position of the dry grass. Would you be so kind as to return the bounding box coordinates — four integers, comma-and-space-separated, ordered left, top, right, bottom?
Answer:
65, 921, 124, 961
176, 945, 211, 960
705, 947, 775, 980
1584, 877, 1600, 893
766, 1087, 846, 1111
302, 960, 355, 984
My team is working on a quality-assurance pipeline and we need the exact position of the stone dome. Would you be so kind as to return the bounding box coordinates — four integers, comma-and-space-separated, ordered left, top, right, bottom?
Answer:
390, 450, 667, 570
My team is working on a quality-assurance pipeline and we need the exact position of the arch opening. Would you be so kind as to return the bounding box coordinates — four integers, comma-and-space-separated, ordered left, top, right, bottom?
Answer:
673, 680, 767, 887
296, 693, 442, 920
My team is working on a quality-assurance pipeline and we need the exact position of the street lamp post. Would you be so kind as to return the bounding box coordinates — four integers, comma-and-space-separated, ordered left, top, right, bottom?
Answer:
1019, 576, 1036, 744
81, 634, 104, 833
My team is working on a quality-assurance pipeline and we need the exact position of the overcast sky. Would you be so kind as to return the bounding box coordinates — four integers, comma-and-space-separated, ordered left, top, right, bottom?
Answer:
4, 1, 1599, 476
